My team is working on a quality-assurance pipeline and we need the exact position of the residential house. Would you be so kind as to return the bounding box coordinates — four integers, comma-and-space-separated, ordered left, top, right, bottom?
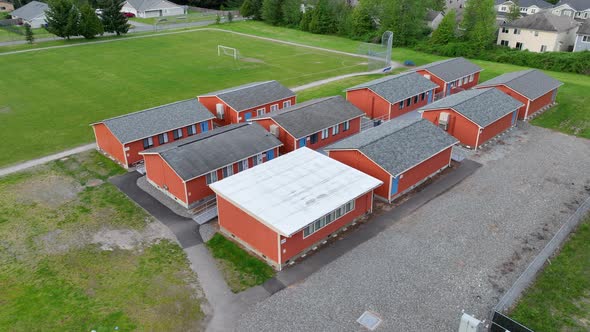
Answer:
209, 147, 382, 270
251, 96, 364, 153
325, 119, 458, 203
198, 81, 296, 126
0, 1, 15, 12
10, 1, 47, 27
574, 19, 590, 50
551, 0, 590, 20
495, 0, 553, 17
419, 88, 523, 150
412, 57, 483, 98
426, 9, 444, 30
140, 123, 283, 209
346, 71, 439, 121
476, 69, 562, 119
121, 0, 186, 18
498, 11, 581, 52
91, 98, 214, 168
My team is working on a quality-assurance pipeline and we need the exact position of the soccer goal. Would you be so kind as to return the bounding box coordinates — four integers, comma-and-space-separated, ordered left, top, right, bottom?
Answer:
218, 45, 239, 60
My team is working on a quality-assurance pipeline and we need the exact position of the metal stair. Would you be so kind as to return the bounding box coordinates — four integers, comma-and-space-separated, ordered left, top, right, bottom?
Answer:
192, 205, 218, 225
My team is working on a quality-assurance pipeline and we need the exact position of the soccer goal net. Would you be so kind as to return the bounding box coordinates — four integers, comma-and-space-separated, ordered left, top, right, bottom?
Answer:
218, 45, 239, 60
357, 31, 393, 70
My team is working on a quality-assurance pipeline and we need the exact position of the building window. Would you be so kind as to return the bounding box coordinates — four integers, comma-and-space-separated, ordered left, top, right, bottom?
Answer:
205, 171, 218, 184
500, 40, 509, 46
270, 104, 279, 112
256, 108, 265, 116
534, 31, 539, 37
457, 79, 462, 87
187, 124, 197, 136
420, 92, 426, 101
321, 128, 329, 139
302, 199, 356, 238
413, 95, 418, 104
463, 77, 468, 85
406, 98, 411, 107
519, 7, 525, 12
469, 74, 474, 82
310, 133, 318, 144
222, 165, 233, 178
516, 42, 524, 50
252, 153, 263, 166
513, 28, 521, 35
500, 6, 507, 11
540, 45, 547, 52
583, 36, 590, 43
332, 124, 339, 135
399, 101, 405, 109
501, 27, 509, 33
237, 159, 249, 172
343, 120, 350, 131
143, 137, 154, 149
283, 100, 291, 108
173, 128, 183, 140
158, 133, 169, 145
531, 8, 536, 13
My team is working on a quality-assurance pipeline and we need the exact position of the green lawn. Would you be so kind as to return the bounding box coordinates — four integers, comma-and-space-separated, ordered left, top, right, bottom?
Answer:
0, 151, 203, 330
0, 26, 54, 42
0, 28, 366, 167
206, 233, 275, 293
510, 215, 590, 331
130, 10, 217, 25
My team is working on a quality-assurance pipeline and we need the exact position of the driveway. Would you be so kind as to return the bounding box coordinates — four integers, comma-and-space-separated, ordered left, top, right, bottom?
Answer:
236, 124, 590, 331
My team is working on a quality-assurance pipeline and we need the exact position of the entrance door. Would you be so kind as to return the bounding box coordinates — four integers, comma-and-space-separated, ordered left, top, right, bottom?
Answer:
266, 150, 275, 161
391, 176, 399, 197
298, 138, 306, 148
427, 90, 433, 103
244, 112, 252, 121
511, 110, 518, 126
200, 122, 209, 133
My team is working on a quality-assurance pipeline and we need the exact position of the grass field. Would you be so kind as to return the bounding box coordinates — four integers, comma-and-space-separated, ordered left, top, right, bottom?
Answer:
0, 28, 366, 167
0, 26, 54, 42
0, 151, 203, 330
510, 215, 590, 331
206, 233, 275, 293
130, 10, 218, 25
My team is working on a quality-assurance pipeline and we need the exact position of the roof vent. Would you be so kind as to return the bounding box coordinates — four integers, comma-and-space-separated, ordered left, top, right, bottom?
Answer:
357, 311, 382, 331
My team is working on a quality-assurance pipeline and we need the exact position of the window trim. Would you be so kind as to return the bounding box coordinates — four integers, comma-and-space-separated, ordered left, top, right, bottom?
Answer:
143, 137, 154, 149
332, 124, 339, 135
173, 128, 183, 140
283, 100, 291, 108
158, 133, 169, 145
321, 128, 329, 140
302, 199, 356, 239
222, 165, 233, 178
256, 108, 265, 116
205, 171, 218, 185
270, 104, 279, 112
343, 120, 350, 131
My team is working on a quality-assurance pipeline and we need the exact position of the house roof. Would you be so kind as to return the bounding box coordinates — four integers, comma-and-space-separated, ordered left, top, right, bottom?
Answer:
413, 57, 483, 83
504, 11, 581, 31
142, 123, 283, 181
200, 81, 295, 112
93, 98, 214, 144
556, 0, 590, 11
495, 0, 553, 8
419, 88, 524, 127
325, 119, 458, 176
346, 72, 439, 105
10, 0, 47, 20
476, 69, 562, 100
254, 96, 364, 139
125, 0, 181, 11
578, 19, 590, 34
209, 147, 383, 237
425, 9, 442, 21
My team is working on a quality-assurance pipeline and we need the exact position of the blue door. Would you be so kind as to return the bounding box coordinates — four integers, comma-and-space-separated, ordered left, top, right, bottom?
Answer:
244, 112, 252, 121
200, 122, 209, 133
298, 138, 306, 148
551, 89, 557, 103
511, 110, 518, 126
427, 90, 433, 103
391, 176, 399, 196
266, 150, 275, 161
447, 83, 453, 96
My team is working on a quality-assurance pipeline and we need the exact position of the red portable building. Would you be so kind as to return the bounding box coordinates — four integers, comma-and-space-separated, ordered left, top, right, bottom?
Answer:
139, 123, 282, 209
325, 119, 458, 202
209, 148, 382, 270
419, 88, 524, 150
198, 81, 296, 126
251, 96, 364, 153
345, 71, 438, 120
91, 98, 214, 168
413, 57, 483, 98
475, 69, 562, 120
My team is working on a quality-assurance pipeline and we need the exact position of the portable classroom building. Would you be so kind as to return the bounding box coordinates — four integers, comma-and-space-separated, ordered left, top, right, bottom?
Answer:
198, 81, 296, 126
419, 88, 524, 150
209, 147, 382, 270
251, 96, 364, 153
91, 98, 215, 168
140, 123, 283, 209
413, 57, 483, 98
325, 119, 458, 202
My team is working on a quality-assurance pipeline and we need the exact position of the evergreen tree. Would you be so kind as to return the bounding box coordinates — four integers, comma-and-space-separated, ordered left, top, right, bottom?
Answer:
79, 3, 103, 38
261, 0, 283, 25
45, 0, 79, 40
227, 11, 233, 22
464, 0, 496, 48
24, 23, 34, 44
281, 0, 301, 27
427, 0, 445, 11
309, 0, 334, 34
381, 0, 428, 46
299, 8, 312, 31
430, 9, 456, 44
240, 0, 262, 20
101, 0, 129, 36
507, 0, 521, 22
350, 1, 374, 39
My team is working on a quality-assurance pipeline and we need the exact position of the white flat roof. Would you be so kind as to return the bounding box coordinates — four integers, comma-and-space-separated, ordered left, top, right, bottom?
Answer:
209, 147, 383, 237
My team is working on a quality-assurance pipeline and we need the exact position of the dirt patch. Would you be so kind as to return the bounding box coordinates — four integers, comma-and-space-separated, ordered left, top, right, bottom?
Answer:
240, 57, 265, 63
0, 106, 11, 114
14, 174, 83, 208
92, 220, 177, 251
86, 179, 104, 187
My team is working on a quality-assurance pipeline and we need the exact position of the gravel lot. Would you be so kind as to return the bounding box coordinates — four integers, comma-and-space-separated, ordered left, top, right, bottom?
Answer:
236, 124, 590, 331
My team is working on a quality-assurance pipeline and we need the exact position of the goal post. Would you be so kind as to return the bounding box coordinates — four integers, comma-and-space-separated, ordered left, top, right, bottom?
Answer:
217, 45, 239, 60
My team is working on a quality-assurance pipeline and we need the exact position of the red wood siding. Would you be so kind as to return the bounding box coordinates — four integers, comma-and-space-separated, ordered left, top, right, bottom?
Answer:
93, 123, 126, 166
481, 85, 529, 119
346, 89, 391, 120
198, 96, 232, 126
394, 146, 452, 199
303, 117, 362, 151
417, 70, 480, 96
144, 154, 187, 204
199, 95, 296, 126
238, 96, 297, 123
528, 89, 555, 118
421, 108, 479, 148
217, 195, 279, 263
478, 111, 515, 146
279, 192, 373, 264
328, 150, 391, 200
389, 89, 436, 119
252, 118, 296, 154
416, 69, 446, 94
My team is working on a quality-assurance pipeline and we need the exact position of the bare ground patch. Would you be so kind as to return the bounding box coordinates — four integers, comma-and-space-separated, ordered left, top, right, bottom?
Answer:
14, 174, 83, 207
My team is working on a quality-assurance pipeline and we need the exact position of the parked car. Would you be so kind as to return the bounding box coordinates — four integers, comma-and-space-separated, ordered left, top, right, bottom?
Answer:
122, 12, 135, 18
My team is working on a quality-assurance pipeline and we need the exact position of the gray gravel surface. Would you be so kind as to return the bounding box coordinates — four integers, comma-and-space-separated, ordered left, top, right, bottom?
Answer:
199, 221, 219, 243
236, 124, 590, 332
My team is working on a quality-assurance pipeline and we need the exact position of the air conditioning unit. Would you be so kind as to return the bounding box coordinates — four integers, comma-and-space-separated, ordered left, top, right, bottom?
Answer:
216, 103, 225, 120
423, 74, 431, 80
439, 112, 450, 131
269, 124, 279, 137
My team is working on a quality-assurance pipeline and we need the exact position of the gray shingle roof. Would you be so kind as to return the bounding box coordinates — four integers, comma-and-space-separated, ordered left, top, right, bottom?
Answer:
142, 123, 283, 181
11, 1, 47, 21
556, 0, 590, 11
419, 88, 524, 127
325, 119, 458, 176
95, 98, 214, 144
413, 57, 482, 83
477, 69, 562, 100
504, 11, 580, 31
200, 81, 295, 112
495, 0, 553, 8
425, 9, 442, 21
578, 19, 590, 34
347, 72, 438, 104
255, 96, 364, 139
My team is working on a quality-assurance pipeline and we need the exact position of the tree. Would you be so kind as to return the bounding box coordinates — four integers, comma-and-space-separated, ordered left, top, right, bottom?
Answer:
240, 0, 262, 20
431, 9, 456, 45
349, 1, 374, 39
507, 0, 521, 22
309, 0, 334, 34
78, 3, 103, 38
427, 0, 445, 11
261, 0, 283, 25
281, 0, 301, 27
101, 0, 129, 36
227, 11, 233, 22
299, 8, 312, 31
380, 0, 429, 46
45, 0, 80, 40
215, 13, 221, 23
24, 24, 34, 44
461, 0, 496, 48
